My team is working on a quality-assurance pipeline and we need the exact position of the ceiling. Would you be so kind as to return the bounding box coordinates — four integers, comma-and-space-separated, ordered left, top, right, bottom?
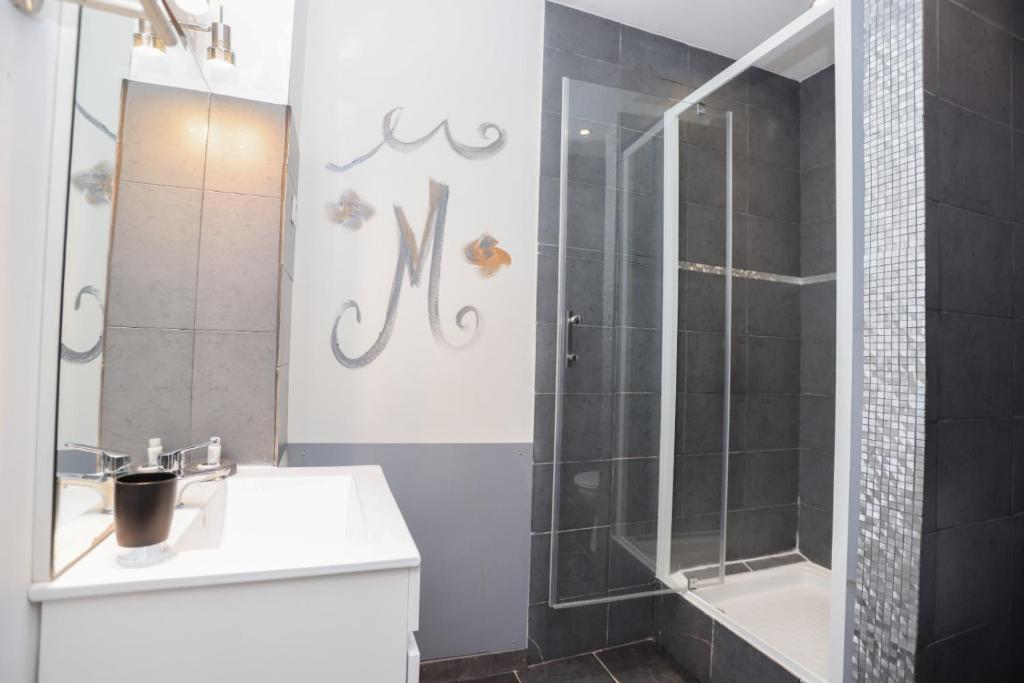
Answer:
551, 0, 834, 82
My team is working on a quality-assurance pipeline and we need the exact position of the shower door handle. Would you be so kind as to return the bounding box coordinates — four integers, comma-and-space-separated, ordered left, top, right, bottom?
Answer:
566, 311, 582, 367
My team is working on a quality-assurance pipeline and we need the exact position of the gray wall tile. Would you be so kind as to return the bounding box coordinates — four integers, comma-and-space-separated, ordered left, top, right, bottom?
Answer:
746, 394, 799, 450
933, 519, 1013, 639
673, 454, 724, 516
107, 181, 203, 329
655, 593, 713, 682
948, 0, 1015, 34
799, 66, 835, 121
1014, 37, 1024, 131
528, 602, 607, 664
929, 96, 1014, 220
799, 448, 834, 512
620, 25, 688, 85
747, 336, 800, 393
937, 312, 1013, 418
936, 0, 1013, 124
119, 81, 210, 189
801, 218, 836, 278
190, 330, 277, 463
688, 47, 746, 106
541, 393, 615, 464
618, 257, 661, 329
797, 504, 832, 568
745, 216, 799, 276
800, 394, 836, 453
1015, 419, 1024, 515
747, 160, 799, 223
800, 281, 836, 339
713, 624, 798, 683
685, 272, 747, 334
800, 161, 836, 224
547, 527, 611, 602
195, 191, 282, 332
678, 394, 745, 455
748, 281, 800, 338
800, 103, 836, 172
205, 94, 286, 197
800, 337, 836, 395
100, 326, 194, 457
542, 47, 623, 115
531, 461, 611, 533
544, 1, 620, 63
935, 419, 1012, 528
622, 392, 661, 459
748, 107, 799, 169
726, 504, 797, 559
747, 68, 799, 121
935, 203, 1013, 317
607, 597, 655, 647
685, 204, 746, 269
732, 450, 798, 508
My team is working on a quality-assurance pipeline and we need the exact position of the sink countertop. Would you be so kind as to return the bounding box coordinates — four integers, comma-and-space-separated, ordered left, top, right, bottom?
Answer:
30, 465, 420, 602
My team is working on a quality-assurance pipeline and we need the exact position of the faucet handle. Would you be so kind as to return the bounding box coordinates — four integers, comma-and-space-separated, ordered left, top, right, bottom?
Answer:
158, 437, 221, 475
64, 443, 131, 476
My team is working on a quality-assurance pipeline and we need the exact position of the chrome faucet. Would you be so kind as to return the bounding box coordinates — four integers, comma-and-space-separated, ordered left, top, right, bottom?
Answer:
57, 443, 131, 513
157, 437, 237, 508
157, 437, 221, 477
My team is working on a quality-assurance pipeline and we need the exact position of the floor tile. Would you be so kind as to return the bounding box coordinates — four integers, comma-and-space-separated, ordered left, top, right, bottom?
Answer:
522, 654, 613, 682
462, 674, 520, 683
596, 640, 697, 682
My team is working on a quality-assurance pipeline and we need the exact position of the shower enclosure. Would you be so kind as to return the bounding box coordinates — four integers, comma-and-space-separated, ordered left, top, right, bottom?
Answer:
545, 9, 838, 679
549, 78, 756, 604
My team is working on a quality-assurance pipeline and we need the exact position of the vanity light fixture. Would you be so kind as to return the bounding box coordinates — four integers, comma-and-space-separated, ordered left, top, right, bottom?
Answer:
579, 128, 591, 136
133, 18, 166, 55
12, 0, 179, 48
206, 6, 236, 68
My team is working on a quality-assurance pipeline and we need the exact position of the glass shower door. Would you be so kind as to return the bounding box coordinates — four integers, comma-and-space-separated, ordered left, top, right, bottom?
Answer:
668, 102, 735, 588
546, 78, 733, 606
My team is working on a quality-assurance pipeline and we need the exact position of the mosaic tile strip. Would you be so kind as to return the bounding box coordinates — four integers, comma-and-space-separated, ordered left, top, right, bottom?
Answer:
679, 260, 837, 286
853, 1, 926, 680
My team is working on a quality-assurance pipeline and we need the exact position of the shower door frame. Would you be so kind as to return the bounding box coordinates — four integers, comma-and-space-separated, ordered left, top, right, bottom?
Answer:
657, 1, 862, 682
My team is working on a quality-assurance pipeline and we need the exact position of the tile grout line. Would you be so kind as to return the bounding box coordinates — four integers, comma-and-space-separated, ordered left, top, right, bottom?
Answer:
592, 652, 621, 683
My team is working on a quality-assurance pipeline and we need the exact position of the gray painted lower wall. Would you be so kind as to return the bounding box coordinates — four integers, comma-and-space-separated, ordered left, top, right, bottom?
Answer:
286, 443, 532, 661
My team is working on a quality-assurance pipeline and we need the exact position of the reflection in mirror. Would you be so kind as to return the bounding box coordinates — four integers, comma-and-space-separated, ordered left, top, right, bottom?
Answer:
53, 6, 211, 577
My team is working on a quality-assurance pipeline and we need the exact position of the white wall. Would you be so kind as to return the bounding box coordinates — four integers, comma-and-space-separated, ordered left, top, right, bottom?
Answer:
288, 0, 543, 444
154, 0, 295, 104
0, 3, 67, 679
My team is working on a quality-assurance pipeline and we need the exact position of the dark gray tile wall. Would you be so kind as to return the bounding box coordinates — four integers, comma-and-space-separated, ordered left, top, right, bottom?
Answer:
798, 66, 836, 568
530, 1, 836, 666
673, 62, 805, 570
531, 4, 679, 661
655, 591, 798, 683
918, 1, 1024, 678
100, 82, 291, 465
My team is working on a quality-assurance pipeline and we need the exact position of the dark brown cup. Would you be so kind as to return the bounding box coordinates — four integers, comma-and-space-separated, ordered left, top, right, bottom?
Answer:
114, 472, 178, 548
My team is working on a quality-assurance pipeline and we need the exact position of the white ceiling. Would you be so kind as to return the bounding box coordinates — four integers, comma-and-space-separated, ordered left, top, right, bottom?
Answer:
551, 0, 834, 82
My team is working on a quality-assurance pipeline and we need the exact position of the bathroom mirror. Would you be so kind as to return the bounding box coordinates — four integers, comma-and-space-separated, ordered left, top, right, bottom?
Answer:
51, 6, 211, 577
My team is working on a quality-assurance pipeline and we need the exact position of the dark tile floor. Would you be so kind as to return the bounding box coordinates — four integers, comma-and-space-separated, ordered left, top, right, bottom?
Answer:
458, 640, 697, 683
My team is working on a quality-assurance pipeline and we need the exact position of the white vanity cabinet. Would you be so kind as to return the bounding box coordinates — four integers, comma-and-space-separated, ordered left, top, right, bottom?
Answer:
31, 466, 422, 683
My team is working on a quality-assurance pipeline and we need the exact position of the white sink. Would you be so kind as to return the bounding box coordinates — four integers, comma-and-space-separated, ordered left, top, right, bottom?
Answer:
31, 466, 421, 683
